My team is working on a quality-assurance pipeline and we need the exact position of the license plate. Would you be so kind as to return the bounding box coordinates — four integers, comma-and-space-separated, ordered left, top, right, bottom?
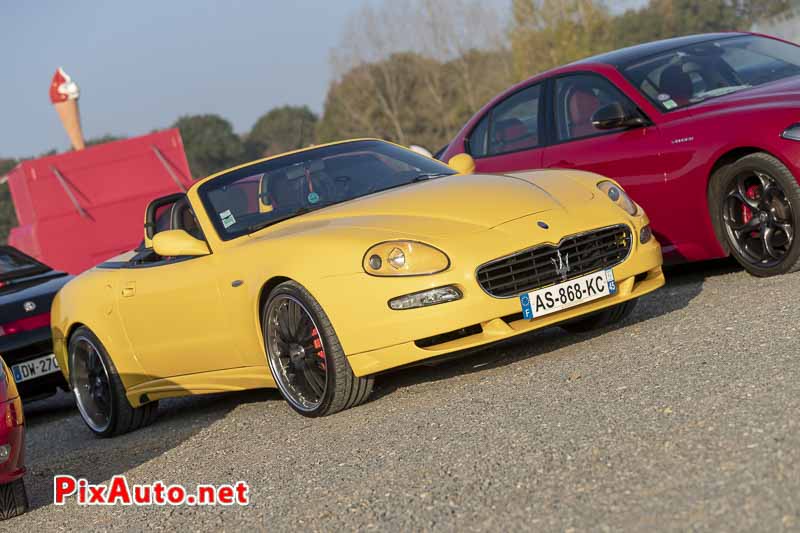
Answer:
11, 354, 60, 383
519, 269, 617, 320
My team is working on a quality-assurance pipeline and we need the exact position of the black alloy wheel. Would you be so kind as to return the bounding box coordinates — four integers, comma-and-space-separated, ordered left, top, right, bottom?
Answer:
68, 326, 158, 437
70, 334, 113, 434
713, 153, 800, 276
263, 281, 373, 417
265, 294, 328, 412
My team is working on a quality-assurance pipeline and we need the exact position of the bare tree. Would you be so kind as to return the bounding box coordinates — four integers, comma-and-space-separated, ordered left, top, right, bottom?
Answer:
322, 0, 513, 149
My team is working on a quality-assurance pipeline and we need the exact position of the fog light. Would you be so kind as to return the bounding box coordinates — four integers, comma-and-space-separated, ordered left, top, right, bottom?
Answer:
0, 444, 9, 463
389, 286, 462, 310
640, 224, 652, 244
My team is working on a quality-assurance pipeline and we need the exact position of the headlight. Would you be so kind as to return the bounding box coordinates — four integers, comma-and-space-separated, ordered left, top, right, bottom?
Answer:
781, 123, 800, 141
597, 181, 638, 216
363, 241, 450, 276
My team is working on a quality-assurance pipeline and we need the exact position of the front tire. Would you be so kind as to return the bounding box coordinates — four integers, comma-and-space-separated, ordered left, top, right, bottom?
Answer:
0, 478, 28, 520
710, 152, 800, 276
68, 327, 159, 438
263, 281, 373, 417
561, 299, 637, 333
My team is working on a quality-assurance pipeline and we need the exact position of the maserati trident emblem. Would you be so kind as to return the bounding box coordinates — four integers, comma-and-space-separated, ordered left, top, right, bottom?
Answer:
23, 301, 36, 312
551, 250, 570, 281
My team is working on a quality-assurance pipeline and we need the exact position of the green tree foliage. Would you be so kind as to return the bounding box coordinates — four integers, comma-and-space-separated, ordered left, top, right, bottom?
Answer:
317, 53, 436, 147
317, 50, 511, 151
611, 0, 793, 48
510, 0, 791, 78
172, 114, 245, 179
511, 0, 614, 78
245, 105, 318, 160
85, 134, 127, 147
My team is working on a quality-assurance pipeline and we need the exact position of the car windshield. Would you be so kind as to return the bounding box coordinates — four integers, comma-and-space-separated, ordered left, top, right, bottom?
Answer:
0, 246, 50, 282
199, 140, 457, 240
623, 35, 800, 111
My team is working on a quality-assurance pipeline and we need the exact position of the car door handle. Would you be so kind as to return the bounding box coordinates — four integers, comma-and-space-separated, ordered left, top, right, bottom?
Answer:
121, 283, 136, 297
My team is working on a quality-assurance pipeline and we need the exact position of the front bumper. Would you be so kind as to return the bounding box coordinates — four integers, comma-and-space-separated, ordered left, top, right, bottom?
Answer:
347, 264, 663, 376
322, 221, 664, 377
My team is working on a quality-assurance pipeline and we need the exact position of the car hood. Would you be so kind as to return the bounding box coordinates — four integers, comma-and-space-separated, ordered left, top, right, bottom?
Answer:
232, 169, 619, 279
256, 172, 595, 237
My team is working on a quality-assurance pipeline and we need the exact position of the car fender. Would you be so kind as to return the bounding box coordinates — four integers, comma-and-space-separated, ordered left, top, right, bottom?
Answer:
51, 270, 149, 388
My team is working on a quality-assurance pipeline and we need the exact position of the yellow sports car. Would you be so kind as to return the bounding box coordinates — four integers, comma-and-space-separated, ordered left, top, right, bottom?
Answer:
51, 139, 664, 436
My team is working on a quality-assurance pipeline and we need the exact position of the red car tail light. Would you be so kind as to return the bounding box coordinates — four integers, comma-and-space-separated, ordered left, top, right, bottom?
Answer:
3, 398, 23, 429
0, 313, 51, 337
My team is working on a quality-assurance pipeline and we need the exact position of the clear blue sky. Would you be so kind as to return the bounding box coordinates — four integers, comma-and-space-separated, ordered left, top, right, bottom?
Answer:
1, 0, 643, 158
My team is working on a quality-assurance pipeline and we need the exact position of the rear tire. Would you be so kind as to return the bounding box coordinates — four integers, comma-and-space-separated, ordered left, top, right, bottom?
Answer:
561, 299, 637, 333
263, 281, 373, 417
68, 326, 159, 438
0, 478, 28, 520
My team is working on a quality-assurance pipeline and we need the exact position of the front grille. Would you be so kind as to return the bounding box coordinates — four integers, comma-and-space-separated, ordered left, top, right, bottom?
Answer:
476, 224, 632, 298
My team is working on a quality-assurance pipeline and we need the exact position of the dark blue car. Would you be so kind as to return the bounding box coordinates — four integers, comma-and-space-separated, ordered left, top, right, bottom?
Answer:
0, 246, 72, 401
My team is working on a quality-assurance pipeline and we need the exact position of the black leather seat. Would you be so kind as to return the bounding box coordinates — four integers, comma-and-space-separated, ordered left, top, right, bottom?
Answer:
659, 65, 694, 106
169, 198, 203, 240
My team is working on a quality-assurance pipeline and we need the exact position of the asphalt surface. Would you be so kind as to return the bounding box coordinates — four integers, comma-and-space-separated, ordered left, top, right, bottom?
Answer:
11, 259, 800, 532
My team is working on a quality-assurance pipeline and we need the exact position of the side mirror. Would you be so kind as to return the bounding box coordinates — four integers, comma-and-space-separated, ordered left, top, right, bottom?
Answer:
152, 230, 210, 257
591, 102, 647, 130
447, 153, 476, 174
143, 192, 186, 249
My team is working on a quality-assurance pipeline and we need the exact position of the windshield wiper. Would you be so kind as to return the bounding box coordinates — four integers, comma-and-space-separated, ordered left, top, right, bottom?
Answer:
411, 172, 454, 182
692, 84, 752, 102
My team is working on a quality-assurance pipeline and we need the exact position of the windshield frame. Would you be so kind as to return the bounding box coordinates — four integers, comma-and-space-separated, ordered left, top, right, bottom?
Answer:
621, 34, 800, 113
197, 140, 457, 241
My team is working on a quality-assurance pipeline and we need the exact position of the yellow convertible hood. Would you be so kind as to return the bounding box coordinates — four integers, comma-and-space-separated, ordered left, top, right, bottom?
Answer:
282, 172, 594, 236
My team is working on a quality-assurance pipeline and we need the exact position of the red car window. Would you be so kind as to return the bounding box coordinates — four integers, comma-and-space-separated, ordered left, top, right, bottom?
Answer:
554, 74, 637, 142
468, 83, 542, 158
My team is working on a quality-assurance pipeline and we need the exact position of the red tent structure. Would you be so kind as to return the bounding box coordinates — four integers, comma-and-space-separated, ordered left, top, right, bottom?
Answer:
5, 129, 193, 274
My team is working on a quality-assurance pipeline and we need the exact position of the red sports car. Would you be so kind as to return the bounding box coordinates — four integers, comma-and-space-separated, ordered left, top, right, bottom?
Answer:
0, 356, 27, 520
441, 32, 800, 276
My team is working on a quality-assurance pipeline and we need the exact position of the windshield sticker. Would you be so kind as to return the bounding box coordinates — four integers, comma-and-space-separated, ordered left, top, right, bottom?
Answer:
220, 209, 236, 229
662, 99, 678, 110
307, 191, 320, 204
657, 93, 671, 102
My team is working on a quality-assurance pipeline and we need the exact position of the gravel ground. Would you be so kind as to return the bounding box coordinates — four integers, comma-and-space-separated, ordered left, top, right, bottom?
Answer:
11, 260, 800, 532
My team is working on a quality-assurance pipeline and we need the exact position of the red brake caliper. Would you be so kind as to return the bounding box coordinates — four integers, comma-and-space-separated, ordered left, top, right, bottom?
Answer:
311, 328, 326, 369
742, 184, 760, 237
